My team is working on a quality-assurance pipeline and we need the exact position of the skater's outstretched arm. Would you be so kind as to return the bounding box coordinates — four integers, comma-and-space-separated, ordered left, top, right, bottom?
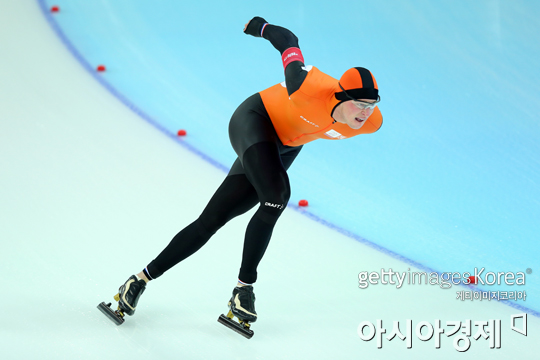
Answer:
244, 16, 307, 95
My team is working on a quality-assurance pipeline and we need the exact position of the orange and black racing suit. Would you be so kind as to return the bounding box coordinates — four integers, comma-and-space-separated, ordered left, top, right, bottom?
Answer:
144, 19, 382, 284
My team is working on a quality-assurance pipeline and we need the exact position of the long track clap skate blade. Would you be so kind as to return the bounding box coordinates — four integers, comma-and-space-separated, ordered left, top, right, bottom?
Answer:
97, 302, 125, 325
218, 313, 254, 339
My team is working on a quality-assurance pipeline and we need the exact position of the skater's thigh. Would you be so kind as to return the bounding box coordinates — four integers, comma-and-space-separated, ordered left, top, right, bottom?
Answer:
229, 144, 302, 177
241, 142, 291, 202
199, 170, 259, 229
280, 145, 302, 171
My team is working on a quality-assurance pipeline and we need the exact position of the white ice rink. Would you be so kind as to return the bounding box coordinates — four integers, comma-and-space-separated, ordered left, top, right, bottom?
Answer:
1, 1, 539, 359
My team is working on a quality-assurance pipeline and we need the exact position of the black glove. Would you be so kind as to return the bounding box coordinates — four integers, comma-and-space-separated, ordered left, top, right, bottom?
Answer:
244, 16, 269, 37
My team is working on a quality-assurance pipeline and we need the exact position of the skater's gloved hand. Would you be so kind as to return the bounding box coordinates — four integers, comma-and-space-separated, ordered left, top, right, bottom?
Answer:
244, 16, 269, 37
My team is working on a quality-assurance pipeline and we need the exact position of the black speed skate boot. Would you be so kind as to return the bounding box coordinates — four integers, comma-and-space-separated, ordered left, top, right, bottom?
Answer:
230, 286, 257, 322
97, 275, 146, 325
217, 286, 256, 339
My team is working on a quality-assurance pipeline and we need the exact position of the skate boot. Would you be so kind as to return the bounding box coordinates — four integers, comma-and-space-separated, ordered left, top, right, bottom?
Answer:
97, 275, 146, 325
230, 286, 257, 322
217, 286, 256, 339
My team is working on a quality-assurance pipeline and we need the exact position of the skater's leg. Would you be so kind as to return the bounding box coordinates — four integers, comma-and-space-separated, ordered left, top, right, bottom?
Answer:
220, 95, 302, 329
100, 165, 259, 323
225, 141, 296, 325
237, 141, 293, 284
144, 170, 259, 279
227, 94, 302, 284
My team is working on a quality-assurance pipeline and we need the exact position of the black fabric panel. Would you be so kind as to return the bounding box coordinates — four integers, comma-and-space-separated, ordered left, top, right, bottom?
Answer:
335, 87, 379, 101
261, 24, 308, 95
262, 24, 300, 54
355, 67, 375, 89
285, 61, 308, 95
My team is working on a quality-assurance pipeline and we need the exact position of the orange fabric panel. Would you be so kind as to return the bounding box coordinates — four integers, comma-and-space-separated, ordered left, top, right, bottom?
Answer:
259, 66, 382, 147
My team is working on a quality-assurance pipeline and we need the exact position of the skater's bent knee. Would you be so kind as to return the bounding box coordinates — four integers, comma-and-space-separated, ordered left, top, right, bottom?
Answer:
260, 182, 290, 210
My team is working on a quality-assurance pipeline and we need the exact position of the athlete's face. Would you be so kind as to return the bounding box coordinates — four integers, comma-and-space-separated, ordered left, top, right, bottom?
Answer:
336, 99, 376, 129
